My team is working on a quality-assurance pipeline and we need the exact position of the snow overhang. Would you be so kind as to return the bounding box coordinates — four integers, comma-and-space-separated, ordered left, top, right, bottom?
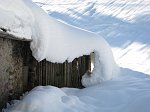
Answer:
0, 28, 32, 41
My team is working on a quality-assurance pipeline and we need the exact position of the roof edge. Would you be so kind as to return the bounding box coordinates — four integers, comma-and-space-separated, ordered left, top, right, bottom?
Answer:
0, 28, 32, 42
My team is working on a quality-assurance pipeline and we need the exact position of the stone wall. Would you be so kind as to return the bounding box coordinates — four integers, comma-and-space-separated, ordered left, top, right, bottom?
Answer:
0, 36, 29, 110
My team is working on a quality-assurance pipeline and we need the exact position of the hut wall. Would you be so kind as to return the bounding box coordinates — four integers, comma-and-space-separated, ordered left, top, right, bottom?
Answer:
0, 36, 29, 110
0, 35, 91, 110
28, 55, 91, 89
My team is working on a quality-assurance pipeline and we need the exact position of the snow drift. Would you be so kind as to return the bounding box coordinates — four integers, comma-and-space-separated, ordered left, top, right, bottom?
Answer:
0, 0, 119, 86
3, 69, 150, 112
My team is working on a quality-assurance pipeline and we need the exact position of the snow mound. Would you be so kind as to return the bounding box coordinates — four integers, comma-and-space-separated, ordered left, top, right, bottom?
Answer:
33, 0, 150, 75
3, 86, 94, 112
0, 0, 119, 86
3, 69, 150, 112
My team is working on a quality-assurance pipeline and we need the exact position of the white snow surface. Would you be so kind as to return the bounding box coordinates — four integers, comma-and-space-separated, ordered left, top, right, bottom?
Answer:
33, 0, 150, 74
3, 68, 150, 112
1, 0, 150, 111
0, 0, 119, 86
0, 0, 33, 40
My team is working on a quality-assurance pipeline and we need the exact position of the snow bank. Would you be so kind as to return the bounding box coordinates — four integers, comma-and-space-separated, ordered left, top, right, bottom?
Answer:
0, 0, 119, 86
3, 69, 150, 112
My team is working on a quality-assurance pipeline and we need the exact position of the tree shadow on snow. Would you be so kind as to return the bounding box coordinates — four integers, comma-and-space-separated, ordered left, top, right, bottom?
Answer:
49, 10, 150, 48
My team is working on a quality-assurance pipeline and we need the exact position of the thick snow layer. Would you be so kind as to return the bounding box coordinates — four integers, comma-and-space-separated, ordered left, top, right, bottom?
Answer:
0, 0, 33, 40
3, 68, 150, 112
0, 0, 119, 86
33, 0, 150, 74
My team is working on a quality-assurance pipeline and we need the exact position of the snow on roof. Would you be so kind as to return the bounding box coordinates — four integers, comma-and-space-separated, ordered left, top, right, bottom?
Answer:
0, 0, 119, 86
0, 29, 32, 41
0, 0, 33, 40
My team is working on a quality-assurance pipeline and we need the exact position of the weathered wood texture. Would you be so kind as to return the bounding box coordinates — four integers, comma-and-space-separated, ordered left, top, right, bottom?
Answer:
28, 55, 91, 89
0, 36, 29, 110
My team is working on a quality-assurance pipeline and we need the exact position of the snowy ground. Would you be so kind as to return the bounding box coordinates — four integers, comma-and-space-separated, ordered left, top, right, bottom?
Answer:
3, 68, 150, 112
2, 0, 150, 111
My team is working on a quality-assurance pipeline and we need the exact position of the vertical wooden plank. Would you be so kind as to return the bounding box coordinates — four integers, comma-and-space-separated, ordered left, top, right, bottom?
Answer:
66, 61, 68, 87
78, 56, 81, 88
47, 61, 50, 85
37, 62, 39, 86
48, 62, 50, 85
45, 61, 48, 85
44, 60, 47, 85
52, 63, 55, 86
50, 62, 53, 85
76, 58, 79, 88
56, 63, 58, 87
64, 62, 66, 87
37, 62, 40, 85
42, 60, 44, 85
39, 61, 42, 85
37, 62, 39, 85
78, 57, 81, 88
39, 62, 41, 85
73, 58, 77, 87
64, 62, 67, 87
44, 60, 46, 85
47, 62, 50, 85
63, 62, 65, 87
36, 61, 39, 86
58, 63, 60, 87
62, 62, 64, 87
40, 61, 43, 85
60, 63, 63, 87
66, 61, 68, 86
69, 62, 72, 87
55, 63, 58, 86
45, 60, 47, 85
41, 61, 43, 85
51, 63, 53, 86
67, 62, 71, 87
54, 63, 56, 86
64, 61, 67, 86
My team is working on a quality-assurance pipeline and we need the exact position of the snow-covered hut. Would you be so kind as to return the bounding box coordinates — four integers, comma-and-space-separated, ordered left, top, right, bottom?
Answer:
0, 0, 119, 109
0, 25, 91, 109
0, 27, 93, 109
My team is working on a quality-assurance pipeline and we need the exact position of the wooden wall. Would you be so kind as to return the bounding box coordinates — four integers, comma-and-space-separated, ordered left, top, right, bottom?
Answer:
28, 55, 91, 89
